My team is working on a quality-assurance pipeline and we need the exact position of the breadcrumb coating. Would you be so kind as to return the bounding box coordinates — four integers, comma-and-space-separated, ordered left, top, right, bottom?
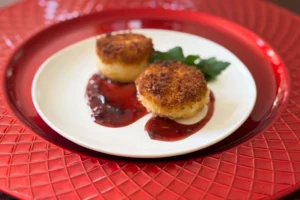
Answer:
96, 32, 154, 65
136, 61, 209, 119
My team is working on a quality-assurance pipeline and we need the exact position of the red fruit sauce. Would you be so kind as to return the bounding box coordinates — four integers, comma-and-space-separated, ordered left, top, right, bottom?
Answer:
86, 74, 215, 141
85, 74, 147, 127
145, 93, 215, 141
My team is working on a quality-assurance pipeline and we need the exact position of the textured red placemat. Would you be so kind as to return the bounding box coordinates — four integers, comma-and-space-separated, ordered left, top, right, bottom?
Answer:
0, 0, 300, 199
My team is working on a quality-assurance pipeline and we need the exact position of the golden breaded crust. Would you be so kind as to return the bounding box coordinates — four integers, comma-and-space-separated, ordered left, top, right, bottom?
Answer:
96, 32, 154, 65
137, 89, 210, 119
135, 61, 208, 109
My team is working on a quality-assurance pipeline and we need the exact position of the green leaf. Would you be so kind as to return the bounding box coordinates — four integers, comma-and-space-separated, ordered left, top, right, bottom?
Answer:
167, 46, 185, 61
149, 46, 185, 63
183, 55, 200, 65
195, 58, 230, 81
149, 47, 230, 81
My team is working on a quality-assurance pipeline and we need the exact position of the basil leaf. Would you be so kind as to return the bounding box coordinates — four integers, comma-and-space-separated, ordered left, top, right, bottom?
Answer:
195, 57, 230, 80
149, 46, 185, 63
167, 46, 185, 61
149, 47, 230, 81
183, 55, 200, 65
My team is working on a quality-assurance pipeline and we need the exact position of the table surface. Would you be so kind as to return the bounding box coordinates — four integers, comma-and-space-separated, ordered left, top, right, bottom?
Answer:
0, 0, 299, 199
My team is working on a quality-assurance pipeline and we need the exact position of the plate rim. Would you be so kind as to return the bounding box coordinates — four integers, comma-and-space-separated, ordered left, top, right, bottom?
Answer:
31, 28, 257, 158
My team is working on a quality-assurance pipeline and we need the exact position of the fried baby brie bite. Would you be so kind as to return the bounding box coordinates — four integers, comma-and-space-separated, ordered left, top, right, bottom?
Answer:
96, 32, 154, 82
136, 61, 210, 119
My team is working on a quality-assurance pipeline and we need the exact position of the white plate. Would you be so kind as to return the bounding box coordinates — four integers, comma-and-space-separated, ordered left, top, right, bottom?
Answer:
32, 29, 256, 158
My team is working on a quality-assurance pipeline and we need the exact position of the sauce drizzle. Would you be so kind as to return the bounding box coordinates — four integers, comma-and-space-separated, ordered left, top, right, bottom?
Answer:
86, 74, 147, 127
145, 93, 215, 141
86, 74, 215, 141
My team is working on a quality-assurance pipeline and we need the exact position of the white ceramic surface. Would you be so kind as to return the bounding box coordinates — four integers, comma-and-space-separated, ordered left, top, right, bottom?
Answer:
32, 29, 257, 158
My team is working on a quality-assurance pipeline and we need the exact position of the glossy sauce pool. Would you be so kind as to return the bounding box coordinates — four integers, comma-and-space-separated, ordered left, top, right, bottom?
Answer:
145, 93, 215, 141
86, 74, 215, 141
85, 74, 147, 127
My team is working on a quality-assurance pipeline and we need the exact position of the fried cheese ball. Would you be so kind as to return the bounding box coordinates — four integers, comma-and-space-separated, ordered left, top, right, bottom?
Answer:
135, 61, 210, 119
96, 32, 154, 82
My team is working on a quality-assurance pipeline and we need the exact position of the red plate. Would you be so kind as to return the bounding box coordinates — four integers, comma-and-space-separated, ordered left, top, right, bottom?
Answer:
0, 0, 299, 199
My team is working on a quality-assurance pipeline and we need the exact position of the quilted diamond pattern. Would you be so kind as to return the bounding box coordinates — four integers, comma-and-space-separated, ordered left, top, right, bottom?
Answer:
0, 0, 300, 199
